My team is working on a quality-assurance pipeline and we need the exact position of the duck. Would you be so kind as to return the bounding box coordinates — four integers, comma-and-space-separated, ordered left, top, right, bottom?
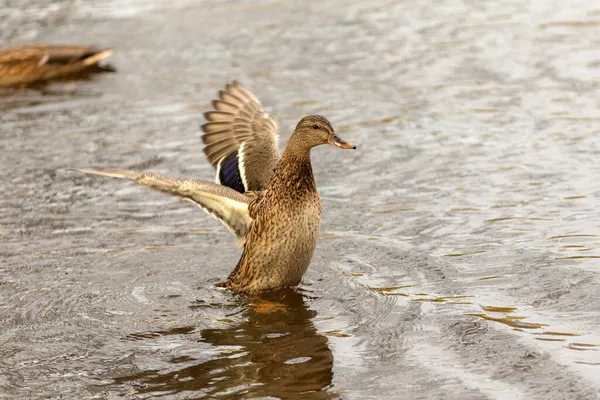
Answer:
74, 81, 356, 294
0, 44, 114, 87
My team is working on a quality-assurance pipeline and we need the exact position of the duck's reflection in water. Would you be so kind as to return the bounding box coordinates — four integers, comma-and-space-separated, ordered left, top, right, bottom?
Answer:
115, 288, 335, 399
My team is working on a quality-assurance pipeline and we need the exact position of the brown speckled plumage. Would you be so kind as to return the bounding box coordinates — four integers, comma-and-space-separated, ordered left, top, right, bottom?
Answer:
73, 81, 356, 294
227, 152, 322, 292
0, 44, 113, 87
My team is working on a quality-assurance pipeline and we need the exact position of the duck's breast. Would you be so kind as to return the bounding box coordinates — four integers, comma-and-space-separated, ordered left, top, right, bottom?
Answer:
239, 191, 322, 290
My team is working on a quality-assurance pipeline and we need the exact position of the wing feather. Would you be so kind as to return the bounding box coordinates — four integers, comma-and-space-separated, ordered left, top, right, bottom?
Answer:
200, 80, 280, 192
72, 168, 253, 238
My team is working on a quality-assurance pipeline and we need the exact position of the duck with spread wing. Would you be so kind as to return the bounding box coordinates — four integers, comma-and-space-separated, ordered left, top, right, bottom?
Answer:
74, 81, 356, 294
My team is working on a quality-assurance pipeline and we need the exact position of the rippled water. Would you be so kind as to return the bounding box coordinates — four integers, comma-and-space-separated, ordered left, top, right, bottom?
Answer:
1, 0, 600, 399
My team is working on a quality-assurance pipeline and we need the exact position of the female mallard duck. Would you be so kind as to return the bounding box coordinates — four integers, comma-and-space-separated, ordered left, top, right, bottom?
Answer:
74, 81, 356, 294
0, 44, 113, 87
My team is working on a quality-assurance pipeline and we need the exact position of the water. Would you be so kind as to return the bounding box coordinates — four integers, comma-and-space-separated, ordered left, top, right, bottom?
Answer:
1, 0, 599, 398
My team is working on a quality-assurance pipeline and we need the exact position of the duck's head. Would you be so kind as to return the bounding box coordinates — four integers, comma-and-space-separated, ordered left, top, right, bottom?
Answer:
293, 115, 356, 151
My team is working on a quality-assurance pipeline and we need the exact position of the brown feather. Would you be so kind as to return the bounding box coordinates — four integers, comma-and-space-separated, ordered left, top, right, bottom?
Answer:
218, 91, 244, 106
204, 111, 235, 122
212, 100, 239, 113
200, 81, 280, 192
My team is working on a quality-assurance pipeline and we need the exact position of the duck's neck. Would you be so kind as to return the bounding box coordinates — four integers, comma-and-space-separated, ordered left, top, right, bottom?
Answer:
272, 139, 316, 191
282, 133, 312, 161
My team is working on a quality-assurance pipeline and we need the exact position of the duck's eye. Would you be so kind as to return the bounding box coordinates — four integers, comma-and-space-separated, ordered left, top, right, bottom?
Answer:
312, 124, 319, 129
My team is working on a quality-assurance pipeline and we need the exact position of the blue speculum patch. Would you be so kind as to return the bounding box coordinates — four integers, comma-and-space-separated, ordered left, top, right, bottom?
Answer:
219, 154, 245, 193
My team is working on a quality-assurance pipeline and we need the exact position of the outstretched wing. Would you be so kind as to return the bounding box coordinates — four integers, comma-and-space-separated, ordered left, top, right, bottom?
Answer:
73, 168, 253, 238
201, 81, 280, 193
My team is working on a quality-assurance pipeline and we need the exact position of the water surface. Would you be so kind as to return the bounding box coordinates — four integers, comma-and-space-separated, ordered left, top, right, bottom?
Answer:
1, 0, 599, 398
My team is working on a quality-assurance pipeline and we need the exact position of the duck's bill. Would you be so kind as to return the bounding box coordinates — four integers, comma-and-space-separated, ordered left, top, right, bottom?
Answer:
328, 134, 356, 149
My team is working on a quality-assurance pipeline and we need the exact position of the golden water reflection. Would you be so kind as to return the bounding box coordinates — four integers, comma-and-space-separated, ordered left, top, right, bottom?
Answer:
115, 289, 335, 399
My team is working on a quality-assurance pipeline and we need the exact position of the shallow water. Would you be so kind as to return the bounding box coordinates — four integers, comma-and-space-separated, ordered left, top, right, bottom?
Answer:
1, 0, 600, 399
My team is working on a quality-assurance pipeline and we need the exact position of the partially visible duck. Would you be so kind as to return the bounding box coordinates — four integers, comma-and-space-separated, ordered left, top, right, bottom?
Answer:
74, 81, 356, 294
0, 44, 113, 87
